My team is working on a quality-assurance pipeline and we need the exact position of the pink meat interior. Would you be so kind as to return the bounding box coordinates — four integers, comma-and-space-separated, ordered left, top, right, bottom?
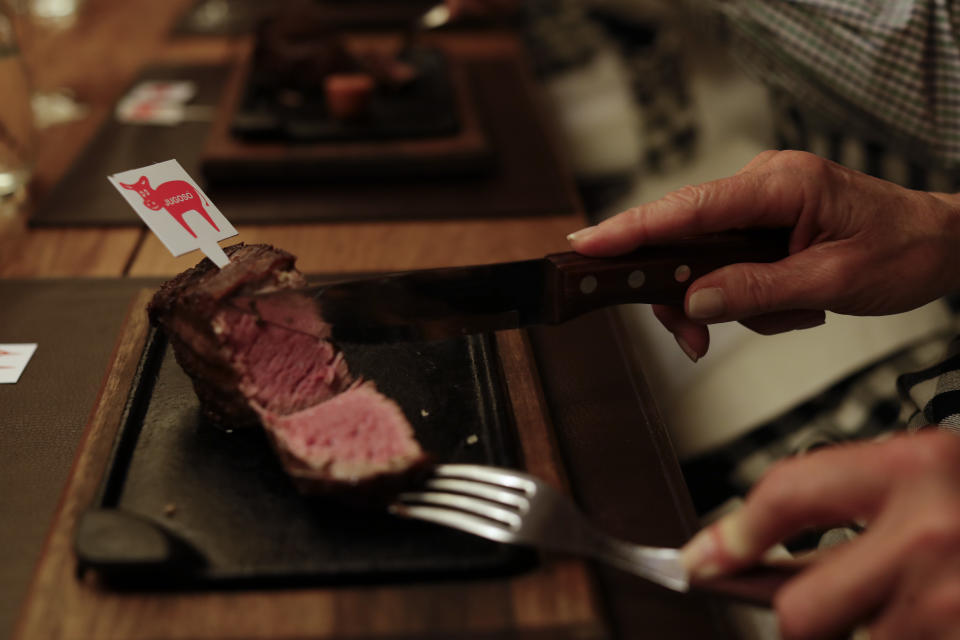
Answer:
215, 308, 350, 415
264, 383, 424, 475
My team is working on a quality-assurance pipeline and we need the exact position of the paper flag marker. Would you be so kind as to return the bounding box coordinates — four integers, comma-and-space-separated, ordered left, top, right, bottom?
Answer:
108, 160, 237, 267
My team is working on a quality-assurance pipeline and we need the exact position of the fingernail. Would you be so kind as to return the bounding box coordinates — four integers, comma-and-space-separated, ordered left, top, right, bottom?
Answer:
680, 511, 751, 579
688, 288, 725, 320
851, 627, 872, 640
675, 335, 699, 363
717, 510, 752, 560
681, 527, 719, 576
566, 226, 596, 242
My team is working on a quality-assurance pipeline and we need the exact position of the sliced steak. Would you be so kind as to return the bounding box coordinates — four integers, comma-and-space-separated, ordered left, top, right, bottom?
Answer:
261, 382, 426, 494
148, 243, 426, 493
148, 243, 308, 428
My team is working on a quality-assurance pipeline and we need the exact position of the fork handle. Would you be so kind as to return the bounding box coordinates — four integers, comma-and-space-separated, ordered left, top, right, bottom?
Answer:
690, 562, 803, 606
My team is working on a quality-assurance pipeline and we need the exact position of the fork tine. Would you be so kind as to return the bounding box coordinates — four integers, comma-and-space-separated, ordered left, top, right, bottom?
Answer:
388, 504, 517, 544
397, 491, 522, 528
424, 478, 530, 510
433, 464, 537, 493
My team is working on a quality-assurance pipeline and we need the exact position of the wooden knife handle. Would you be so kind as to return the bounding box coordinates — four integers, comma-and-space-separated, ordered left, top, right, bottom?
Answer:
544, 229, 791, 323
690, 560, 803, 607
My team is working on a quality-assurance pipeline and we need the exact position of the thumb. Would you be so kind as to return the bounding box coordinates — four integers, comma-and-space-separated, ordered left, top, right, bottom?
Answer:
683, 251, 837, 323
680, 436, 903, 578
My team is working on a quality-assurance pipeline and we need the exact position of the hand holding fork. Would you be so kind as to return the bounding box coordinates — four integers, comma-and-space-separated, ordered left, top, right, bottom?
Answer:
391, 464, 800, 606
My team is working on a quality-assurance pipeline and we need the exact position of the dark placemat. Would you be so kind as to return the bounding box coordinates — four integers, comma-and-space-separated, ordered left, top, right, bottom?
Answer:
29, 65, 230, 228
0, 278, 159, 640
31, 58, 577, 226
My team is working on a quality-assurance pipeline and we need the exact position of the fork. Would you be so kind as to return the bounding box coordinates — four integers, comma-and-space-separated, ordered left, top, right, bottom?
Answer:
390, 464, 801, 606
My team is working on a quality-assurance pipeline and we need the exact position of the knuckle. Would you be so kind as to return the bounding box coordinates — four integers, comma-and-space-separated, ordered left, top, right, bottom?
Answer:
770, 151, 837, 200
754, 149, 779, 163
732, 266, 780, 313
623, 205, 643, 222
905, 509, 960, 555
622, 205, 652, 244
660, 184, 709, 230
750, 458, 803, 513
772, 149, 831, 176
662, 184, 705, 210
646, 183, 713, 235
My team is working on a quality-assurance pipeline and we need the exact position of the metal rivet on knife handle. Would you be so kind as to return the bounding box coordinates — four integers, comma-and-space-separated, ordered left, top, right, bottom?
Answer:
674, 265, 691, 282
628, 270, 645, 289
579, 276, 598, 294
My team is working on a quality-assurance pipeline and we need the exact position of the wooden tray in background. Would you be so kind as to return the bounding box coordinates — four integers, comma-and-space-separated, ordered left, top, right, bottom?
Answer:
200, 40, 494, 184
14, 289, 606, 640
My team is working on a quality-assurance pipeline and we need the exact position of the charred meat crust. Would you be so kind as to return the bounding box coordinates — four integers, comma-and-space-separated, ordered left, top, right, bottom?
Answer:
148, 243, 308, 429
148, 243, 427, 496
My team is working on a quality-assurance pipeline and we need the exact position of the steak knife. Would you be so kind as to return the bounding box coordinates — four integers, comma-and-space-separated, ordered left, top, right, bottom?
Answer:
232, 229, 791, 343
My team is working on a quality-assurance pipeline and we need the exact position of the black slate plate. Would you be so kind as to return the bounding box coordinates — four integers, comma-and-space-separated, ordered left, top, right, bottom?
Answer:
232, 48, 459, 142
75, 329, 534, 588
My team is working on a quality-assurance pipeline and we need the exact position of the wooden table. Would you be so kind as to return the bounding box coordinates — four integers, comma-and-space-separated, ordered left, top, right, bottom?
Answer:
0, 1, 736, 638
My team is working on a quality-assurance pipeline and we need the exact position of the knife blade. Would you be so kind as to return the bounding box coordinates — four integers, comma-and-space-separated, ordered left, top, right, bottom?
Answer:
230, 229, 791, 343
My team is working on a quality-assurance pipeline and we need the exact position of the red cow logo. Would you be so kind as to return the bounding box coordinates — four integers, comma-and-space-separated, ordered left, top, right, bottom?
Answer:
119, 175, 220, 239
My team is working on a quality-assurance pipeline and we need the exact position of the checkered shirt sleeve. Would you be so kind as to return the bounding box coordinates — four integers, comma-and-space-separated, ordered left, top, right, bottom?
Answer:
716, 0, 960, 167
899, 334, 960, 431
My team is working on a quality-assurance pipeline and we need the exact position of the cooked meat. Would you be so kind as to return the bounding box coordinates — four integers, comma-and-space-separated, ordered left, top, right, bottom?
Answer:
254, 18, 357, 92
353, 50, 419, 88
262, 382, 426, 494
252, 1, 419, 95
148, 243, 307, 429
212, 306, 352, 415
148, 243, 427, 492
324, 73, 375, 121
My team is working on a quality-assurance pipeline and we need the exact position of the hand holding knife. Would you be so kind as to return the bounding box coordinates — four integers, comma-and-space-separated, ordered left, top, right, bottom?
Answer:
231, 229, 791, 343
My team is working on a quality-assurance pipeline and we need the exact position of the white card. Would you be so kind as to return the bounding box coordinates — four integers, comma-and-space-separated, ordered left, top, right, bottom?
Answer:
0, 344, 38, 384
123, 81, 197, 105
116, 101, 186, 126
108, 160, 237, 267
115, 81, 199, 126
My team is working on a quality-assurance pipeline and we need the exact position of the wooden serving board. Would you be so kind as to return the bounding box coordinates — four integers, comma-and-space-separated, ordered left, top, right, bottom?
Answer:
14, 290, 607, 640
200, 38, 493, 184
